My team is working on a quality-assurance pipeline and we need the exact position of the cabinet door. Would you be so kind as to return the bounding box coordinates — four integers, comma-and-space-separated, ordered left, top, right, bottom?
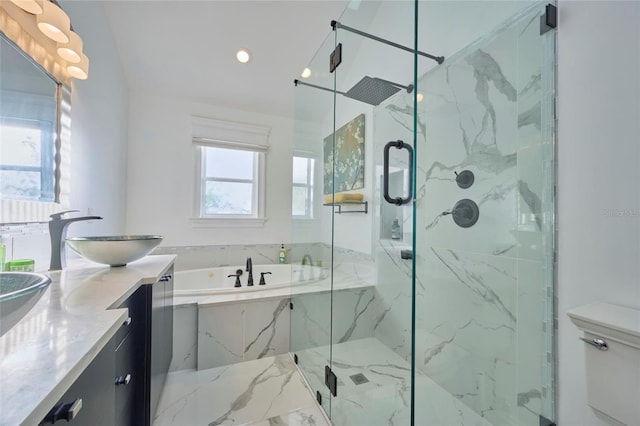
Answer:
163, 268, 174, 376
114, 286, 147, 426
149, 275, 165, 423
147, 267, 175, 425
40, 339, 115, 425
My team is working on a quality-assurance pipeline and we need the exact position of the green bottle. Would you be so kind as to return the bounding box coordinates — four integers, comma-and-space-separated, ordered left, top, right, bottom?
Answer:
0, 243, 5, 272
278, 244, 287, 264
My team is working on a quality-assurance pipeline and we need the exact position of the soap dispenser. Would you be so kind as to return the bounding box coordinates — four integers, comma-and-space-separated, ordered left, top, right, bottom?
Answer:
278, 244, 287, 264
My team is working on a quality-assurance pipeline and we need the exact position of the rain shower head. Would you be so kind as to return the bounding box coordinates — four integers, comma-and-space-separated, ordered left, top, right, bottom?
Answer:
294, 76, 413, 106
344, 76, 410, 106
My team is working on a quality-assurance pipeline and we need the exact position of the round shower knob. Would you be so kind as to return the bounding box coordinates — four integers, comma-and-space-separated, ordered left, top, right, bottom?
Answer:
443, 199, 479, 228
455, 170, 474, 189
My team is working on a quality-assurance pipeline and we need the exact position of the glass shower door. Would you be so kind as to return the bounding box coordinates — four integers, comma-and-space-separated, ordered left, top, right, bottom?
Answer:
290, 28, 338, 417
328, 2, 418, 424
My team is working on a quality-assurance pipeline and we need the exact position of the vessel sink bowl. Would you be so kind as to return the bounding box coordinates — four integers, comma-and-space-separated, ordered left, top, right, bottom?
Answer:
66, 235, 163, 267
0, 272, 51, 336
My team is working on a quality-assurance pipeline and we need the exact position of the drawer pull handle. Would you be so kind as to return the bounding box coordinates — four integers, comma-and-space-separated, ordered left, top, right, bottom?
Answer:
45, 398, 83, 423
159, 274, 172, 282
580, 337, 608, 351
123, 316, 132, 327
115, 373, 132, 385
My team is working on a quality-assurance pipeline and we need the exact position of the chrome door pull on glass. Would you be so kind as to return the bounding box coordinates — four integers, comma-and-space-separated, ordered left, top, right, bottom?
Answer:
580, 337, 608, 351
383, 140, 413, 205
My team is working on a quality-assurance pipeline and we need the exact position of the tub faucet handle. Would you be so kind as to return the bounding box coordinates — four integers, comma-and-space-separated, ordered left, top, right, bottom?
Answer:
227, 273, 242, 288
259, 272, 272, 286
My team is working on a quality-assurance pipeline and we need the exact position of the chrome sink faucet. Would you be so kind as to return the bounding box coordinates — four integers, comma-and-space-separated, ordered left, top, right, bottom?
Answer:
49, 210, 102, 271
246, 257, 254, 286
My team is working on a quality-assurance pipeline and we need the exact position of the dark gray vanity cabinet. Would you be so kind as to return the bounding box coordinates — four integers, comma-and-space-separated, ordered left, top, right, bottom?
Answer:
147, 268, 174, 425
39, 338, 116, 425
39, 266, 174, 426
114, 285, 147, 426
116, 267, 174, 426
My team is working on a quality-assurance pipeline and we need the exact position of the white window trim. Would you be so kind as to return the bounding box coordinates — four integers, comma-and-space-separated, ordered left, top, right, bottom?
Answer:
191, 116, 270, 227
292, 153, 315, 220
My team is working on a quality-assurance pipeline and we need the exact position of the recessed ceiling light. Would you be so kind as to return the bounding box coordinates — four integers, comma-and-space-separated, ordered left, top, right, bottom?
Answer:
301, 68, 311, 79
236, 48, 251, 64
416, 93, 424, 103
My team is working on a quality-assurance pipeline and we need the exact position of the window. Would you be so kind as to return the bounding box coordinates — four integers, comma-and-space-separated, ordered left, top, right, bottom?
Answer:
191, 116, 270, 227
0, 117, 55, 202
197, 145, 263, 217
292, 155, 315, 219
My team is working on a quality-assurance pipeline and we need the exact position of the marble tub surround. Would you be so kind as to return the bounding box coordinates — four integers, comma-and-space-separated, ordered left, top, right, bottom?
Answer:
154, 354, 329, 426
170, 253, 375, 373
0, 255, 175, 426
198, 298, 291, 369
181, 285, 376, 371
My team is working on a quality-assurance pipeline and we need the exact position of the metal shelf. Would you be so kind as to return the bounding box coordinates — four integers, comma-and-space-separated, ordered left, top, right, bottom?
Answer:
323, 201, 368, 214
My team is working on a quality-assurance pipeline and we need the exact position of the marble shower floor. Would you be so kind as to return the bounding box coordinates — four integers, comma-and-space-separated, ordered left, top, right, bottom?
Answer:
295, 338, 491, 426
153, 354, 328, 426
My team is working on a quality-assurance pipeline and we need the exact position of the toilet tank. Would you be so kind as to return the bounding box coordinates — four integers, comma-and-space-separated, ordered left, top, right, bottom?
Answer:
568, 303, 640, 426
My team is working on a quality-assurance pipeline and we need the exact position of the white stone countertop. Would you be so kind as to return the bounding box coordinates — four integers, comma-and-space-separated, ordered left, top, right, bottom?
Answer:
0, 254, 175, 426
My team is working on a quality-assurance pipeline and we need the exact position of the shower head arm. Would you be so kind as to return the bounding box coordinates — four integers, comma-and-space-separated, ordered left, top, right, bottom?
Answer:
374, 77, 414, 94
331, 20, 444, 65
294, 79, 346, 96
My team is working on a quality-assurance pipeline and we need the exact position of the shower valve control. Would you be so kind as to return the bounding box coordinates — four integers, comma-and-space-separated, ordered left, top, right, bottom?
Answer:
443, 199, 480, 228
455, 170, 475, 189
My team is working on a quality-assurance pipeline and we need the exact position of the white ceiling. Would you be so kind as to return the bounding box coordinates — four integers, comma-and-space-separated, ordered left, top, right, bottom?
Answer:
101, 0, 350, 118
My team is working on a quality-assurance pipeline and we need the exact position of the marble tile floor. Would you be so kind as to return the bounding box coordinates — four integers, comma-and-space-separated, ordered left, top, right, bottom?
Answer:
153, 353, 329, 426
154, 337, 491, 426
295, 338, 491, 426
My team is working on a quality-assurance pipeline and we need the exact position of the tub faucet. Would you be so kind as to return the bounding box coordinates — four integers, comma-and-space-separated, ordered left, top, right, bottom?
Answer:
246, 257, 254, 286
300, 254, 315, 281
301, 254, 313, 266
49, 210, 102, 271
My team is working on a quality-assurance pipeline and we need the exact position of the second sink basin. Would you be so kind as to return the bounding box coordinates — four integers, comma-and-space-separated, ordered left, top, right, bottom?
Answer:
66, 235, 163, 267
0, 272, 51, 336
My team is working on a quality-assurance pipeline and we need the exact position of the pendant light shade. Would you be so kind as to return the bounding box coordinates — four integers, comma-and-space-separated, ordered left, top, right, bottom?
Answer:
37, 0, 70, 43
9, 0, 44, 15
67, 53, 89, 80
57, 30, 83, 63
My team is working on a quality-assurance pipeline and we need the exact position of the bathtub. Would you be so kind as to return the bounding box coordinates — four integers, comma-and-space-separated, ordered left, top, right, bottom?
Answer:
174, 264, 325, 297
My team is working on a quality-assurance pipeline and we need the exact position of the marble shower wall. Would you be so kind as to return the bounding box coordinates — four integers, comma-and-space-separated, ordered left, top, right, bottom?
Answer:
373, 5, 554, 426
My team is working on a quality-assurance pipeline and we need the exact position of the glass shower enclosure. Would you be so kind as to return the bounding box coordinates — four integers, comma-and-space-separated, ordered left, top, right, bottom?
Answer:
291, 1, 556, 425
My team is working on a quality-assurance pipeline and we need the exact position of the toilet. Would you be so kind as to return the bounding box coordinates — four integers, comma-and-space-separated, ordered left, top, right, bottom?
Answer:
568, 302, 640, 425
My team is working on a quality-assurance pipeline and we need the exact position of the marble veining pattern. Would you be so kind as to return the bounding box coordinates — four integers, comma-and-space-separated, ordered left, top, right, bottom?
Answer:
0, 255, 176, 426
293, 338, 491, 426
366, 4, 554, 425
153, 354, 328, 426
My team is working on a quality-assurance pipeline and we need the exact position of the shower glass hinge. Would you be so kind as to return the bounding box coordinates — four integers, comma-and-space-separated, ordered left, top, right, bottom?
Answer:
325, 365, 337, 397
330, 43, 342, 73
540, 4, 557, 35
289, 301, 293, 310
539, 414, 556, 426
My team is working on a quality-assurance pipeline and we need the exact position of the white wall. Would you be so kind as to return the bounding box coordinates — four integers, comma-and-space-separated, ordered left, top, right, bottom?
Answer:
557, 2, 640, 425
62, 1, 128, 236
126, 91, 293, 246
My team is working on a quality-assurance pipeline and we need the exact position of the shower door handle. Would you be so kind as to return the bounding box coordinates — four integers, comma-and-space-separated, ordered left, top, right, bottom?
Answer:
383, 140, 414, 205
